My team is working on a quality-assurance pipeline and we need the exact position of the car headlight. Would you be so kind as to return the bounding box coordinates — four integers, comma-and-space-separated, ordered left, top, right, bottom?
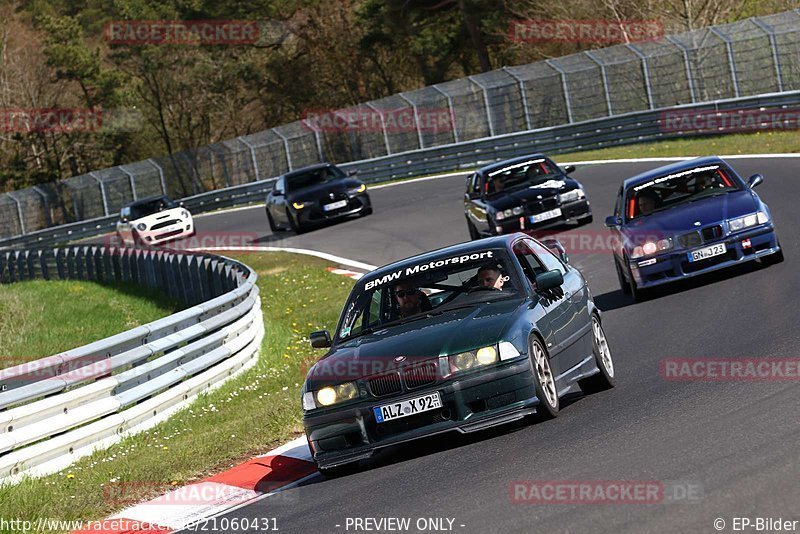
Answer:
347, 184, 367, 196
449, 345, 499, 373
313, 381, 359, 407
292, 202, 305, 210
630, 238, 672, 259
729, 212, 767, 232
558, 189, 585, 203
136, 223, 147, 231
494, 207, 524, 221
181, 210, 190, 218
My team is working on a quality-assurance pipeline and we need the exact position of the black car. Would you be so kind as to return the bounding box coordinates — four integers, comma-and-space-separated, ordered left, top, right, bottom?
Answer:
464, 154, 592, 239
266, 163, 372, 234
302, 234, 615, 475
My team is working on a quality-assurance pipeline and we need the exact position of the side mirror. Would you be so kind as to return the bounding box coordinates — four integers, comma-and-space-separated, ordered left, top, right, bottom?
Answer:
468, 191, 481, 200
347, 169, 358, 176
273, 190, 284, 197
121, 217, 128, 223
748, 174, 764, 188
535, 269, 563, 291
562, 165, 576, 174
604, 215, 622, 227
541, 238, 569, 264
310, 330, 332, 349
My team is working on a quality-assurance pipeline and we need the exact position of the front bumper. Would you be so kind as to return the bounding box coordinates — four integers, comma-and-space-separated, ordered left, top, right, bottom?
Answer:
303, 358, 537, 469
628, 224, 780, 289
495, 199, 591, 234
295, 194, 371, 226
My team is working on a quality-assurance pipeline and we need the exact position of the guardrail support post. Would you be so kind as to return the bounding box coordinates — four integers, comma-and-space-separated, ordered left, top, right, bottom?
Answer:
545, 60, 574, 123
237, 136, 261, 181
752, 18, 784, 92
32, 186, 53, 228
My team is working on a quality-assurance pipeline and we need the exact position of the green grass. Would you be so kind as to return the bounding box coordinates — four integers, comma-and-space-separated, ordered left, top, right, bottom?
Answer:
0, 252, 354, 532
0, 280, 178, 367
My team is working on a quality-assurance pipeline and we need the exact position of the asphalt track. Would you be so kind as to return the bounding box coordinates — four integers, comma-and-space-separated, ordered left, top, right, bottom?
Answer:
175, 158, 799, 533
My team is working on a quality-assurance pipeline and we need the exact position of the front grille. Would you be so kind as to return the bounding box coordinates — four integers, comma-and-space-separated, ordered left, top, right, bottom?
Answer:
402, 362, 437, 389
368, 372, 402, 397
701, 225, 723, 241
154, 228, 184, 240
151, 219, 180, 230
679, 231, 702, 248
526, 197, 558, 213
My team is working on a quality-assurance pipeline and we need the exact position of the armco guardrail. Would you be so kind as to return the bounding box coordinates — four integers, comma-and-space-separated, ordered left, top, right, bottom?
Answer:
0, 246, 263, 483
4, 88, 800, 251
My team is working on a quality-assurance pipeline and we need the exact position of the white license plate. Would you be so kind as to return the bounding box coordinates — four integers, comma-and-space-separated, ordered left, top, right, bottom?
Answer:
688, 243, 727, 262
373, 392, 442, 423
530, 208, 562, 224
323, 200, 348, 212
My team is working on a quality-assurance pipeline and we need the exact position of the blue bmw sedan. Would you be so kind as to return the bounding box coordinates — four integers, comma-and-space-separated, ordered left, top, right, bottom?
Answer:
605, 156, 783, 300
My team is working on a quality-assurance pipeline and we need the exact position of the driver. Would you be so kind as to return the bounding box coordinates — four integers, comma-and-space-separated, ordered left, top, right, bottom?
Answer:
476, 264, 507, 290
393, 281, 428, 318
636, 190, 658, 216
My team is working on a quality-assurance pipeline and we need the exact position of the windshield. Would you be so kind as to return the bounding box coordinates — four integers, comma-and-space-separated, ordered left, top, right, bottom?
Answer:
127, 197, 176, 219
286, 166, 345, 192
336, 249, 522, 342
486, 158, 562, 196
625, 165, 742, 221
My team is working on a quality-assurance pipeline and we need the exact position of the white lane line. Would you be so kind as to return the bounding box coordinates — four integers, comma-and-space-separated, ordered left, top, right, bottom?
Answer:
187, 246, 377, 272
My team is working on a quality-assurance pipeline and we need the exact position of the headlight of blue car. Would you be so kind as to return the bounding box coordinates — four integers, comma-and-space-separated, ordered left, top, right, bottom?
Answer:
494, 207, 524, 221
728, 211, 768, 232
631, 238, 673, 259
449, 342, 522, 373
303, 381, 359, 410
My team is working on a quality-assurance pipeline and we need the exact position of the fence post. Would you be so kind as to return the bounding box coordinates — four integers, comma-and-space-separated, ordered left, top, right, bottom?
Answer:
503, 67, 532, 131
626, 44, 655, 110
398, 93, 425, 149
365, 102, 391, 155
272, 129, 293, 171
300, 118, 326, 162
709, 27, 740, 98
752, 18, 784, 92
148, 158, 168, 195
6, 192, 26, 235
583, 51, 613, 116
238, 136, 261, 181
431, 86, 460, 142
545, 60, 574, 123
32, 186, 53, 227
88, 172, 110, 216
666, 36, 698, 103
468, 76, 495, 137
119, 165, 138, 200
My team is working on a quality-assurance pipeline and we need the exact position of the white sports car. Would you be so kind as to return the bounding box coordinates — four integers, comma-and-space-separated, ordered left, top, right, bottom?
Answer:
116, 195, 194, 246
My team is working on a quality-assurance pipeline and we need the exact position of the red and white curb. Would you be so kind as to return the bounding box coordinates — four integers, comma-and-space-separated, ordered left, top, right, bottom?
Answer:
327, 267, 365, 280
73, 438, 315, 533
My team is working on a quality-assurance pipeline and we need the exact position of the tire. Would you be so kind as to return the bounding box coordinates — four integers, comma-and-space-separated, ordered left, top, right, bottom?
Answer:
267, 209, 279, 232
579, 315, 616, 394
529, 336, 559, 419
131, 230, 144, 247
467, 220, 480, 240
579, 213, 593, 225
615, 257, 630, 295
286, 208, 305, 234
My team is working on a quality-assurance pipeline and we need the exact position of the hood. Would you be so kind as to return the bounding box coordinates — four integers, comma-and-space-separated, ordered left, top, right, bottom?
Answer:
622, 189, 759, 241
287, 178, 362, 202
132, 207, 187, 226
488, 177, 580, 211
305, 298, 524, 388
